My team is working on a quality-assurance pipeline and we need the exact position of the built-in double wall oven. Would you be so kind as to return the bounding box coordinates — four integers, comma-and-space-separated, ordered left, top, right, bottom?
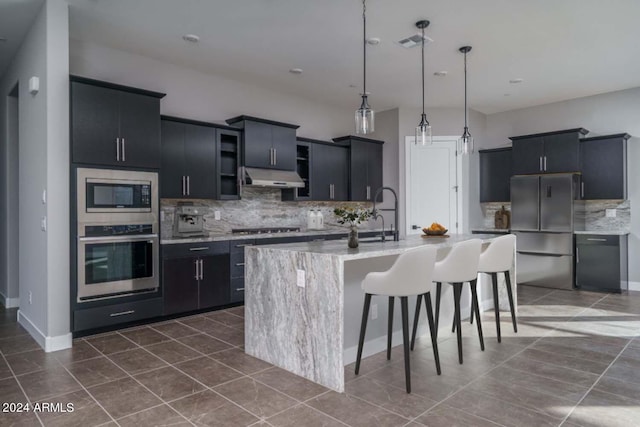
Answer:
76, 168, 159, 302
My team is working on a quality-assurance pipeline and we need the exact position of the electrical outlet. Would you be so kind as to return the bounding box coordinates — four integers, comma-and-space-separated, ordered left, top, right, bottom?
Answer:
606, 209, 617, 218
28, 291, 32, 305
214, 211, 221, 220
42, 189, 46, 204
40, 216, 47, 231
160, 211, 165, 221
296, 269, 306, 288
371, 304, 378, 320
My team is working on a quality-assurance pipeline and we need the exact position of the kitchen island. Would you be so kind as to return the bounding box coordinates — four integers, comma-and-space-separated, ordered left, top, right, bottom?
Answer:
245, 233, 514, 392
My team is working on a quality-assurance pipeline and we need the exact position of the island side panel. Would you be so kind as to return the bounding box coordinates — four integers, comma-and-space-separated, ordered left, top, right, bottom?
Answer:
245, 247, 345, 392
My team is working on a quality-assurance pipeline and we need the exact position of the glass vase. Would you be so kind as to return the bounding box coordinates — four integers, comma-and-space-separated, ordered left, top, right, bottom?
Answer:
348, 225, 359, 248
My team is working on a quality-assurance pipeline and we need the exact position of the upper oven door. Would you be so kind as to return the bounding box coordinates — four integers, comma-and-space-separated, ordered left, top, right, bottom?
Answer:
77, 168, 159, 223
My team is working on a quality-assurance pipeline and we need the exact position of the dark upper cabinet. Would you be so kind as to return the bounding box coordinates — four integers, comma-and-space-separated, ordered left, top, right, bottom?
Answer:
281, 140, 311, 201
510, 128, 587, 175
217, 129, 242, 200
333, 136, 384, 201
160, 118, 216, 199
580, 134, 629, 200
479, 147, 512, 203
226, 116, 299, 170
311, 142, 349, 201
71, 76, 165, 168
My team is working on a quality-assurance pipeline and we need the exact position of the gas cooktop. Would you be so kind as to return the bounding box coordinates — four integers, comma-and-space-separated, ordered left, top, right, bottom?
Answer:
231, 227, 301, 235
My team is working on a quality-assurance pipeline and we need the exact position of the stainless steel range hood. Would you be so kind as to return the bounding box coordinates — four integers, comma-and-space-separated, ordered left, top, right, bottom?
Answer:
239, 167, 305, 189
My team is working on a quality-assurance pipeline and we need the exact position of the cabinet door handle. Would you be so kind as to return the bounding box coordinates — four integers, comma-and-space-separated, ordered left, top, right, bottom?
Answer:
587, 238, 607, 242
189, 247, 209, 251
121, 138, 126, 162
187, 176, 190, 195
269, 148, 274, 165
194, 259, 199, 280
576, 247, 579, 263
199, 259, 204, 280
110, 310, 135, 317
543, 156, 547, 171
539, 156, 543, 171
273, 148, 277, 165
235, 244, 253, 248
116, 138, 120, 161
235, 288, 245, 292
182, 176, 186, 196
581, 182, 584, 198
235, 262, 246, 266
367, 186, 371, 200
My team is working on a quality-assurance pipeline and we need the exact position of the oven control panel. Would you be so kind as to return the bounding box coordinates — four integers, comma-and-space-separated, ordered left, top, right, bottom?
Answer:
84, 224, 154, 237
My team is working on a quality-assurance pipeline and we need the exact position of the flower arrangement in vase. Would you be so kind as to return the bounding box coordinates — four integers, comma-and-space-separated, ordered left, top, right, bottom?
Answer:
333, 206, 373, 248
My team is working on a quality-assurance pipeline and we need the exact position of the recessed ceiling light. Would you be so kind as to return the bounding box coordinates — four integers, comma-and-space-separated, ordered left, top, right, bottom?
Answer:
289, 68, 303, 75
366, 37, 381, 45
434, 71, 448, 77
509, 78, 524, 84
182, 34, 200, 43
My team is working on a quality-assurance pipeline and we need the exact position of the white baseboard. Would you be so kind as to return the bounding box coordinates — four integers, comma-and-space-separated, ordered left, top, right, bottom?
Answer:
628, 282, 640, 292
0, 292, 19, 308
17, 310, 72, 353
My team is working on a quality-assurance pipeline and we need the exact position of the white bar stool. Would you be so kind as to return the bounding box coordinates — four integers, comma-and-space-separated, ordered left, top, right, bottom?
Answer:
411, 239, 483, 364
354, 245, 440, 393
478, 234, 517, 342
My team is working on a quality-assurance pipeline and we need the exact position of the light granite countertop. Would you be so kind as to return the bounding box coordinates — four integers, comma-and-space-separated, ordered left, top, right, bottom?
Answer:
250, 233, 499, 261
160, 228, 386, 245
574, 230, 630, 236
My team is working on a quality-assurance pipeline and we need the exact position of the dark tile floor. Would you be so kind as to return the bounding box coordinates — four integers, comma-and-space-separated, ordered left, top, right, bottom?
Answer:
1, 286, 640, 426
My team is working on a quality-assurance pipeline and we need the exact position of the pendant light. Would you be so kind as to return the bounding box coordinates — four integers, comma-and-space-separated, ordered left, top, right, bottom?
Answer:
458, 46, 473, 154
415, 20, 432, 145
355, 0, 374, 134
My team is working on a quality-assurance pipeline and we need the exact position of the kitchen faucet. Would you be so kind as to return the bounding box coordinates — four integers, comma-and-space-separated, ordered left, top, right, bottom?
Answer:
372, 186, 399, 241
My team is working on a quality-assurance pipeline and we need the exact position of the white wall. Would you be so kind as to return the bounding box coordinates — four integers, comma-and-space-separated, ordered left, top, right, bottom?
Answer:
484, 88, 640, 283
69, 40, 354, 140
0, 0, 70, 350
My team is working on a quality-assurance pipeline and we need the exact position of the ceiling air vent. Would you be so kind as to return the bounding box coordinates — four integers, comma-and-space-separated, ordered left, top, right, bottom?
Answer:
396, 34, 433, 49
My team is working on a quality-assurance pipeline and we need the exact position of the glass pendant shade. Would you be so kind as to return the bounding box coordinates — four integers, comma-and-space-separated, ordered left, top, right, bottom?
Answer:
459, 127, 474, 154
415, 114, 432, 145
355, 95, 375, 134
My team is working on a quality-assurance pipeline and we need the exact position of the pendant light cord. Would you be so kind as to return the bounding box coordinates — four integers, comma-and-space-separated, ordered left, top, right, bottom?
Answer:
421, 25, 425, 116
463, 50, 468, 129
362, 0, 367, 96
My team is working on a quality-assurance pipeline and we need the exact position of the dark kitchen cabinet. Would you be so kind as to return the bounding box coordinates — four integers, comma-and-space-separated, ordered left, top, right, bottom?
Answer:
71, 76, 165, 168
575, 234, 628, 293
162, 242, 230, 315
312, 142, 349, 201
580, 134, 629, 200
281, 140, 311, 201
161, 117, 217, 199
333, 136, 384, 201
226, 116, 299, 170
510, 128, 587, 175
479, 147, 512, 202
217, 129, 242, 200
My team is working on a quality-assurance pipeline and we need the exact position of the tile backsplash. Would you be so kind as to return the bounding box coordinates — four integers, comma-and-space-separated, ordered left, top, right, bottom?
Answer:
479, 200, 630, 232
161, 187, 379, 237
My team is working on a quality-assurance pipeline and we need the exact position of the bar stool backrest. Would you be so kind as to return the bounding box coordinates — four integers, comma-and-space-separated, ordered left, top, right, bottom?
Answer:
361, 245, 438, 296
478, 234, 516, 273
433, 239, 482, 283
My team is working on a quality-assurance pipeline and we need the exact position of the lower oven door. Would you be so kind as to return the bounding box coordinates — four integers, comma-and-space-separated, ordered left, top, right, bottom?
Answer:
77, 234, 159, 301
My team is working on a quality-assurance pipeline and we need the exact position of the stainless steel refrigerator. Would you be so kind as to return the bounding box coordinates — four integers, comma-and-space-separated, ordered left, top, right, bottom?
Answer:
511, 174, 583, 290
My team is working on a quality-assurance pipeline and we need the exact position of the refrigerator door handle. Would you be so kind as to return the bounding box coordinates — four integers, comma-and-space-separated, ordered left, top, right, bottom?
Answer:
546, 185, 552, 198
517, 251, 566, 257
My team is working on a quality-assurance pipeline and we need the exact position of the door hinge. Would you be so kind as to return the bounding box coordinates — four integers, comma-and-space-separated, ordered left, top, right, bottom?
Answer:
452, 185, 459, 193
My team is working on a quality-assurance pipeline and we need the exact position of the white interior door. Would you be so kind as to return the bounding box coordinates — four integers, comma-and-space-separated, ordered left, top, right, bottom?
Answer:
405, 136, 461, 235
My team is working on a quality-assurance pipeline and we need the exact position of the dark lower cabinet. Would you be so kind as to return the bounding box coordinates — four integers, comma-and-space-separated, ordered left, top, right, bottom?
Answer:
73, 298, 163, 332
576, 234, 628, 293
162, 242, 230, 315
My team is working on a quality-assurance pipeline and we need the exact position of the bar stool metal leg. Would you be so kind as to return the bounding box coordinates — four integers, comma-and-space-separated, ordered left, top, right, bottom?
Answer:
435, 282, 441, 334
453, 282, 463, 364
424, 292, 441, 375
387, 296, 394, 360
491, 273, 501, 343
400, 296, 411, 393
470, 279, 485, 351
505, 270, 518, 332
355, 294, 372, 375
410, 294, 422, 350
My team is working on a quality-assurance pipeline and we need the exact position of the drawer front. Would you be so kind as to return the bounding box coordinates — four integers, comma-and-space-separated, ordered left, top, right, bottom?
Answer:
74, 298, 163, 332
230, 278, 245, 303
231, 239, 256, 254
162, 241, 230, 258
576, 235, 619, 246
231, 261, 245, 279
